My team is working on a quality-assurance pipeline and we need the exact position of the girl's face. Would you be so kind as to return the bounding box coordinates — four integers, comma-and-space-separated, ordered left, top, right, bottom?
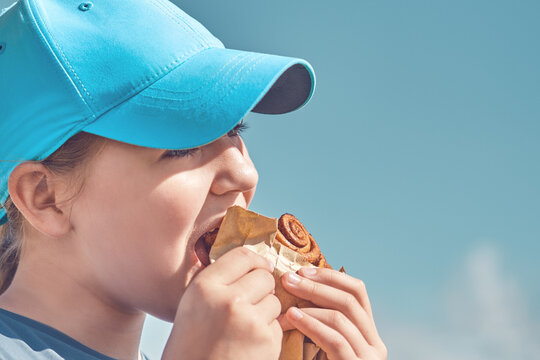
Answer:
68, 125, 258, 321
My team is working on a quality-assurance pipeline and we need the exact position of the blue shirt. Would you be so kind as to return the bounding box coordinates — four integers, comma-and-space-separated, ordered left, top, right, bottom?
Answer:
0, 308, 151, 360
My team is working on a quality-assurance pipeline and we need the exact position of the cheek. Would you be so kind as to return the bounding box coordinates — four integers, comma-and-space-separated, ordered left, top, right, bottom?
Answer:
73, 166, 208, 307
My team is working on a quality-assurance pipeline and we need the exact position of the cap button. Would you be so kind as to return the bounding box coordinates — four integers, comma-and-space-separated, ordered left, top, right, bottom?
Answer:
78, 2, 93, 11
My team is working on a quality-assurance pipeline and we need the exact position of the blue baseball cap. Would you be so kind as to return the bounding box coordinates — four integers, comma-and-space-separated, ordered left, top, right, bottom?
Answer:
0, 0, 316, 225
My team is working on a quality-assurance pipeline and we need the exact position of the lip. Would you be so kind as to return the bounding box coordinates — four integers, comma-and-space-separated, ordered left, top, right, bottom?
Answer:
188, 216, 225, 266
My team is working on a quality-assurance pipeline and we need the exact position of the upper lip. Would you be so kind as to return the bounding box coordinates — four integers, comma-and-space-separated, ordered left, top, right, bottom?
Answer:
189, 215, 225, 248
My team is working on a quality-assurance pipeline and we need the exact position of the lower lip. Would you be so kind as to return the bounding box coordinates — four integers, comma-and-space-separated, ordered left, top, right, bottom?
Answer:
189, 251, 207, 273
194, 258, 206, 270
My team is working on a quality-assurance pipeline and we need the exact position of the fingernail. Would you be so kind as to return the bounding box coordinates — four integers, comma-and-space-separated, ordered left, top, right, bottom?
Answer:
300, 267, 317, 277
289, 307, 303, 320
286, 272, 301, 285
267, 258, 275, 272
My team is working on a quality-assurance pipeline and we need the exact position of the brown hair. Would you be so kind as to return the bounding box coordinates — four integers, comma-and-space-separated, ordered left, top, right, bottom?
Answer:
0, 131, 106, 294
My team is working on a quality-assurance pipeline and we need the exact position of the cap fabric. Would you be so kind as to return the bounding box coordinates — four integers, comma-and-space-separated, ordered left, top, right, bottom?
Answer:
0, 0, 316, 225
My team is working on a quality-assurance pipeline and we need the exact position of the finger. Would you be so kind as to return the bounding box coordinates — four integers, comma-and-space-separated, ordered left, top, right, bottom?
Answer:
281, 272, 381, 346
271, 318, 284, 347
299, 307, 369, 357
298, 267, 373, 317
204, 247, 274, 284
278, 313, 294, 331
285, 307, 358, 359
254, 294, 282, 325
232, 268, 275, 304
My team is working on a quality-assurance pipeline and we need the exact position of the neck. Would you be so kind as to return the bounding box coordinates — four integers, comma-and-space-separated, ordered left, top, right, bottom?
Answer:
0, 238, 145, 360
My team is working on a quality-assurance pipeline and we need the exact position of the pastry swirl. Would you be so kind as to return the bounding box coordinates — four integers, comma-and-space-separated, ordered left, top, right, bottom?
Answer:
275, 213, 331, 269
201, 212, 331, 269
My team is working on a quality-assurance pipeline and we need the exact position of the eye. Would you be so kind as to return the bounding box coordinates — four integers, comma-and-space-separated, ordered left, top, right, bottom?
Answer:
227, 120, 249, 137
162, 148, 199, 159
161, 121, 248, 159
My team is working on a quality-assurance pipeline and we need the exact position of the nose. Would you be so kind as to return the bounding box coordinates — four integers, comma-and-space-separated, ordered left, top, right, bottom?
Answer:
208, 136, 258, 196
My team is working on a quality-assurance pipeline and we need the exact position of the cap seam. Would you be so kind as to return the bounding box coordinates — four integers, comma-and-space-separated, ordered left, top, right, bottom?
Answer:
132, 54, 262, 107
151, 1, 210, 47
141, 52, 248, 98
0, 1, 16, 17
92, 45, 207, 117
26, 0, 208, 118
131, 54, 265, 111
15, 0, 92, 113
23, 0, 95, 114
153, 0, 210, 48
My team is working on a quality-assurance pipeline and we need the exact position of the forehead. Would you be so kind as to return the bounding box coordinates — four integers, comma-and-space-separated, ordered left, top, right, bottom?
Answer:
100, 137, 162, 156
83, 138, 163, 175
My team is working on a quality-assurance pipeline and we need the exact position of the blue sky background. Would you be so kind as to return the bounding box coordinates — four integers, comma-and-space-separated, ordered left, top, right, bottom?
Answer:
3, 0, 537, 358
151, 0, 540, 358
138, 1, 540, 358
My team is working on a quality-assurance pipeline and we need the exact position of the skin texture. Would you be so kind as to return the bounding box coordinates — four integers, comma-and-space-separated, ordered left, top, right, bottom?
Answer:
279, 269, 387, 359
0, 129, 386, 360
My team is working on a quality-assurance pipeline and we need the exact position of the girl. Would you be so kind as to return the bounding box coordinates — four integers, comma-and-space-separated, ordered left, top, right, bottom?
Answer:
0, 0, 387, 359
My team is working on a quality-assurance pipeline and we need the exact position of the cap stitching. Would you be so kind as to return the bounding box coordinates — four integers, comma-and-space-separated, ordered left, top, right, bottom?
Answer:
152, 0, 200, 42
0, 2, 17, 17
131, 54, 265, 111
18, 0, 94, 115
27, 0, 208, 116
151, 0, 207, 48
144, 52, 248, 96
153, 0, 210, 48
26, 0, 94, 106
133, 54, 259, 106
94, 46, 204, 116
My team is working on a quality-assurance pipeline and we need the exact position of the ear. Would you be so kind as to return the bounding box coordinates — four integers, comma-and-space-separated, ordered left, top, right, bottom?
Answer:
7, 162, 73, 237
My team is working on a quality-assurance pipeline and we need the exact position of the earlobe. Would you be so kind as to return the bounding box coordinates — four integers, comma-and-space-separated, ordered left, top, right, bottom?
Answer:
7, 162, 72, 238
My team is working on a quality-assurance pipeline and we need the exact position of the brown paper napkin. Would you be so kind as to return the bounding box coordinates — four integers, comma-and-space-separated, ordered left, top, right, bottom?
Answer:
209, 206, 327, 360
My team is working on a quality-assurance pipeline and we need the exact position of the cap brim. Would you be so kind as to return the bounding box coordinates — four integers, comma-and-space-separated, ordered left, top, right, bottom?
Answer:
0, 48, 315, 225
83, 47, 315, 149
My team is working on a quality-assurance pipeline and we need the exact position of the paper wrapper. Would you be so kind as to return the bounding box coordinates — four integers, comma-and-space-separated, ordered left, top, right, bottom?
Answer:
209, 206, 329, 360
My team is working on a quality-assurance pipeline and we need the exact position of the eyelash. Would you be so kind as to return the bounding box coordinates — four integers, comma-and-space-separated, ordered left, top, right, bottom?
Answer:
162, 121, 249, 159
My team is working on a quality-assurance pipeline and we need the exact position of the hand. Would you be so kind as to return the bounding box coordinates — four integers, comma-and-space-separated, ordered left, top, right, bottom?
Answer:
278, 268, 387, 360
162, 247, 282, 360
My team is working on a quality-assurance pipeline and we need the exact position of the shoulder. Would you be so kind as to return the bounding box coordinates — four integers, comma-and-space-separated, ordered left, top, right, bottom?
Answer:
0, 309, 56, 359
0, 308, 115, 360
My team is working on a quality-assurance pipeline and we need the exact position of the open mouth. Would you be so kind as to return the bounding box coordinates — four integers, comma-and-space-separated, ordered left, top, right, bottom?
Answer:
194, 227, 220, 266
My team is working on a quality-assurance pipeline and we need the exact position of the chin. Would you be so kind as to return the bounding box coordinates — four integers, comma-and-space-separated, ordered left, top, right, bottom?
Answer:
143, 301, 180, 323
139, 282, 187, 322
139, 253, 204, 322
